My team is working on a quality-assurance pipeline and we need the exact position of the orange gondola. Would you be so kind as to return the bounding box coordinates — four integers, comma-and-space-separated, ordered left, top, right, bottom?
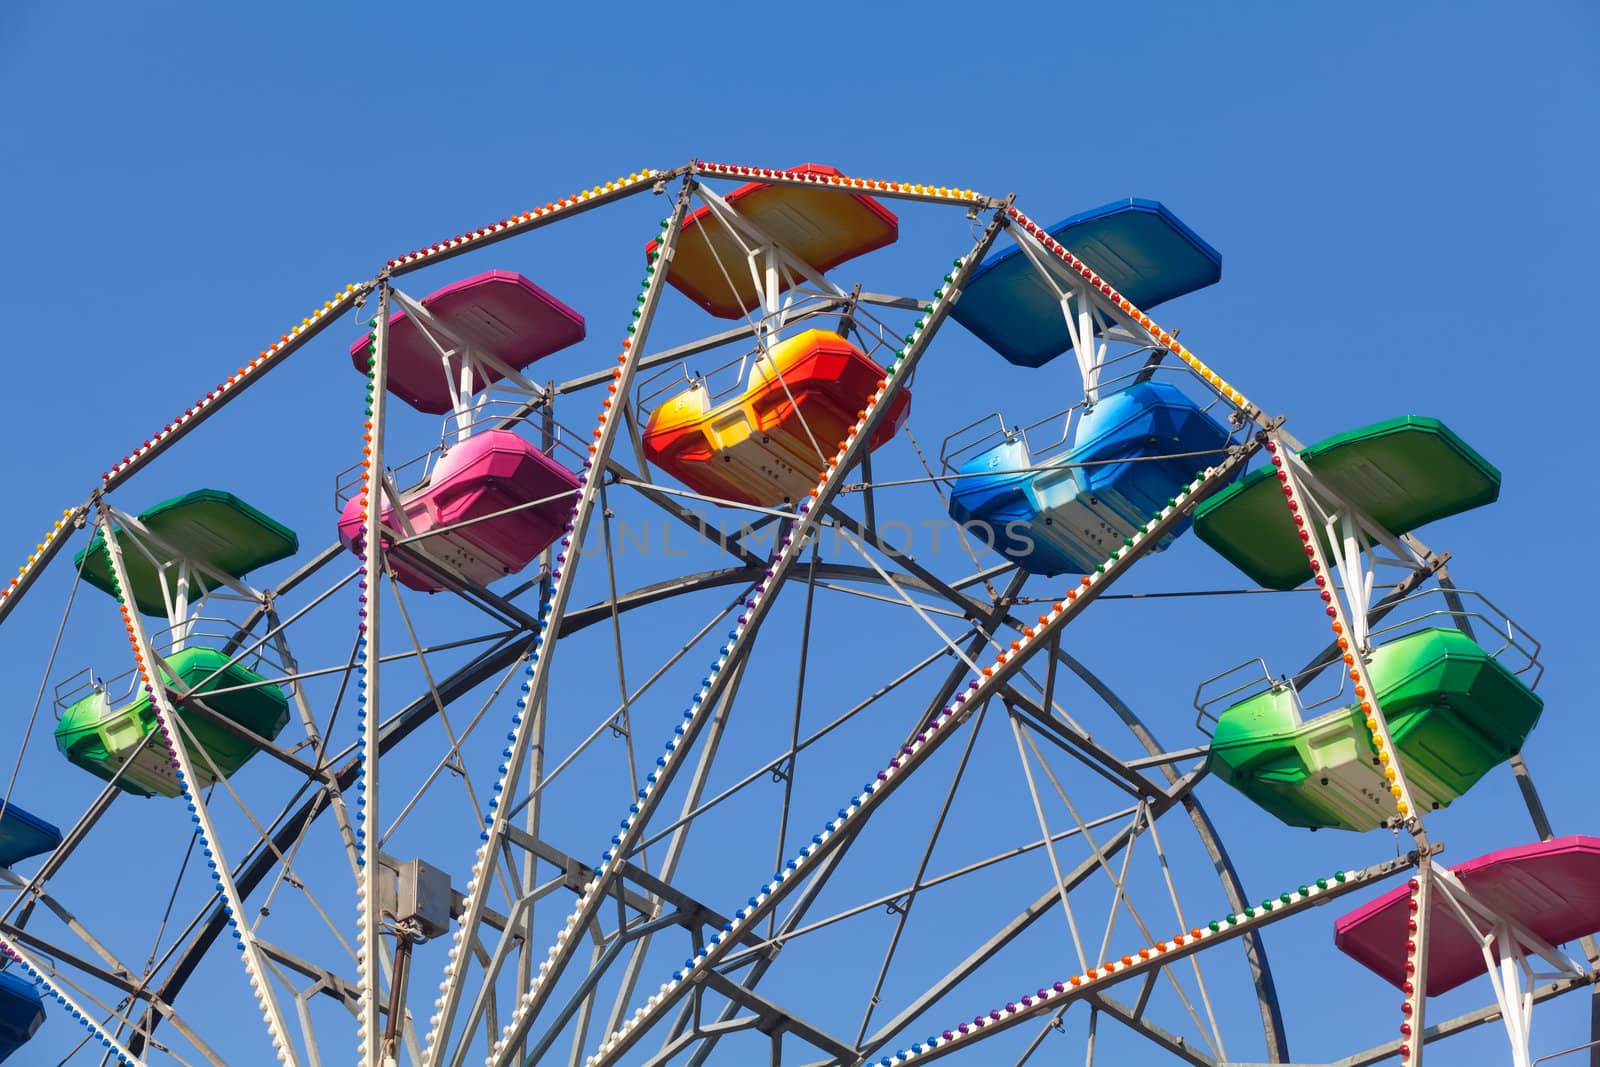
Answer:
643, 329, 909, 507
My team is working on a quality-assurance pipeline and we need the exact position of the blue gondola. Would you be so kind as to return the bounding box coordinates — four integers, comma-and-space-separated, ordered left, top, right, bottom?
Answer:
0, 970, 44, 1061
0, 803, 60, 869
951, 198, 1222, 368
947, 382, 1235, 575
0, 804, 55, 1060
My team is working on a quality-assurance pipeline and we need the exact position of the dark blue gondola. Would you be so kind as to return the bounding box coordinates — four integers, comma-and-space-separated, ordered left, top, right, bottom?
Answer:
0, 804, 57, 1061
0, 970, 44, 1061
951, 198, 1222, 368
947, 382, 1235, 575
0, 803, 60, 869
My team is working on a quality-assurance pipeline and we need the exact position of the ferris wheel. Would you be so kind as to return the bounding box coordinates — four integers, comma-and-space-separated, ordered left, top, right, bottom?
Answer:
0, 161, 1592, 1067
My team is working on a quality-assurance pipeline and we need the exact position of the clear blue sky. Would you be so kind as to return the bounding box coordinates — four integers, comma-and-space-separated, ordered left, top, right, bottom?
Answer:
1, 3, 1596, 1065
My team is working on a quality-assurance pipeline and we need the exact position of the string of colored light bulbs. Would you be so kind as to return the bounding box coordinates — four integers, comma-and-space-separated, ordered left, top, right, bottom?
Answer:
93, 506, 298, 1064
691, 161, 995, 209
576, 449, 1254, 1067
479, 210, 1014, 1067
352, 292, 391, 1066
1004, 206, 1258, 419
1269, 433, 1424, 828
1395, 868, 1431, 1063
420, 182, 701, 1067
384, 169, 668, 274
1270, 431, 1433, 1064
99, 285, 368, 492
866, 865, 1392, 1065
379, 162, 1029, 279
0, 507, 82, 606
0, 283, 364, 629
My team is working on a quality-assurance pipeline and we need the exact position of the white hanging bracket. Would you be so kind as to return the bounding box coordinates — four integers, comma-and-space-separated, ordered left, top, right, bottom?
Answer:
1431, 867, 1589, 1067
1275, 446, 1431, 652
387, 287, 550, 442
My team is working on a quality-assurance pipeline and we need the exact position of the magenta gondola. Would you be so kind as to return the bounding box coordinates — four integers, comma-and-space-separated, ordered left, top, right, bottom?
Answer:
338, 429, 578, 592
1335, 836, 1600, 994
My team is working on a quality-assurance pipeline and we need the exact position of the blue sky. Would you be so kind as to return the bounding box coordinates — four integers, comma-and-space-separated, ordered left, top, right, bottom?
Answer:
1, 3, 1596, 1065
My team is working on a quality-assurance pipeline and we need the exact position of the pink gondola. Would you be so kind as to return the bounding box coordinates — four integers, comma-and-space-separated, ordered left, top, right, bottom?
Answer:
1334, 835, 1600, 994
338, 429, 578, 593
351, 270, 586, 414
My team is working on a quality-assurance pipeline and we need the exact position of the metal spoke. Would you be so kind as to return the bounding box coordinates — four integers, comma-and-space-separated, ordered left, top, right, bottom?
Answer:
1017, 729, 1219, 1060
853, 703, 990, 1046
1008, 712, 1090, 972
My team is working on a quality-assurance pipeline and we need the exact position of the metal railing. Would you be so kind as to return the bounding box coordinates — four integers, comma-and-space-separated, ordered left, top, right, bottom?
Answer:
1192, 586, 1543, 737
334, 404, 582, 514
935, 353, 1240, 481
53, 616, 284, 717
631, 295, 902, 425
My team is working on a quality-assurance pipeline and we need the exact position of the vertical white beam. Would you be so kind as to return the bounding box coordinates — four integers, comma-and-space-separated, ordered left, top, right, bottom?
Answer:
1401, 855, 1435, 1067
421, 179, 699, 1066
95, 503, 300, 1064
1270, 433, 1428, 838
354, 285, 392, 1066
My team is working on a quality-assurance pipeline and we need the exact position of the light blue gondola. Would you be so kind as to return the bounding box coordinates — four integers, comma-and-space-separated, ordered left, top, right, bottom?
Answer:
948, 382, 1235, 575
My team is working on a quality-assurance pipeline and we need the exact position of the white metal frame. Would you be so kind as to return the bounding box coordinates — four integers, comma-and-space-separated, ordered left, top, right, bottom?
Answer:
386, 286, 551, 441
1432, 866, 1589, 1067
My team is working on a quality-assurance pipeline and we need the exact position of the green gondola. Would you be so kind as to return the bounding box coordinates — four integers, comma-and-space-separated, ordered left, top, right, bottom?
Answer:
75, 489, 299, 617
55, 647, 289, 798
1207, 628, 1542, 831
1194, 417, 1499, 590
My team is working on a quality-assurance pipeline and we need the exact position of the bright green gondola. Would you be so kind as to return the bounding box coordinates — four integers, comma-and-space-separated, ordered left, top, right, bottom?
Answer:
55, 647, 289, 798
1206, 627, 1542, 831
